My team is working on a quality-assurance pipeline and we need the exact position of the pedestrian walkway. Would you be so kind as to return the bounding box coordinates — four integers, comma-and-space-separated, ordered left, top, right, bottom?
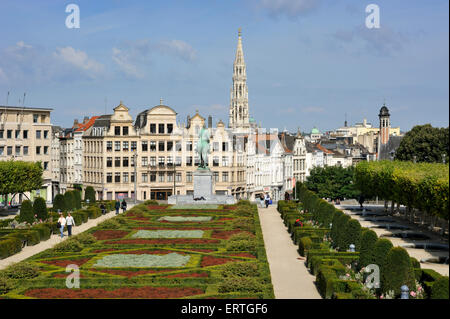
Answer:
258, 205, 321, 299
0, 205, 134, 270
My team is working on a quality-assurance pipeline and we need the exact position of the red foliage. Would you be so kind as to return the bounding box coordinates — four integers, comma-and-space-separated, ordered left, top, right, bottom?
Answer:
200, 256, 238, 267
53, 273, 87, 278
92, 230, 129, 240
211, 230, 244, 239
24, 287, 204, 299
93, 269, 172, 278
147, 205, 167, 210
226, 253, 256, 258
105, 238, 220, 245
120, 249, 184, 255
217, 217, 234, 221
40, 258, 90, 268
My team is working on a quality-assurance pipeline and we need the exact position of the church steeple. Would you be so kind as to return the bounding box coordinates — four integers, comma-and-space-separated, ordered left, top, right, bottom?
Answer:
229, 28, 250, 129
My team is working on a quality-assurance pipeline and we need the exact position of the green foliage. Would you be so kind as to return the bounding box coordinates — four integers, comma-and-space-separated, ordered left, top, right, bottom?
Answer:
53, 194, 66, 212
298, 236, 313, 257
18, 200, 34, 224
220, 262, 259, 278
373, 239, 393, 276
0, 237, 22, 259
232, 217, 254, 232
410, 257, 421, 269
335, 214, 351, 251
431, 276, 449, 299
0, 160, 43, 195
395, 124, 449, 163
218, 276, 264, 293
381, 247, 415, 296
73, 190, 82, 210
84, 186, 96, 203
343, 219, 362, 251
53, 238, 83, 252
73, 232, 97, 245
143, 200, 159, 205
0, 274, 13, 295
31, 224, 51, 241
359, 230, 378, 268
3, 262, 40, 279
33, 197, 48, 221
305, 166, 360, 200
63, 191, 75, 212
225, 233, 257, 252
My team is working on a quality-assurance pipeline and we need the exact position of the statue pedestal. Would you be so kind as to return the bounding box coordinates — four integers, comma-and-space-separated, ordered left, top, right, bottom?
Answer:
193, 169, 213, 199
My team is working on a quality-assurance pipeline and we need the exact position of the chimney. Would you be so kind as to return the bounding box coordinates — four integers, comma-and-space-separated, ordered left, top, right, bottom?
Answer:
73, 119, 79, 126
83, 116, 89, 124
208, 115, 212, 128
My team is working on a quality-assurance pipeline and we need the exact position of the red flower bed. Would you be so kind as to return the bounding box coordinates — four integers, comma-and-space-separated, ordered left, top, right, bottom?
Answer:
24, 287, 204, 299
147, 205, 167, 210
93, 269, 172, 278
53, 273, 87, 278
211, 230, 245, 239
217, 217, 234, 221
226, 253, 256, 258
40, 258, 90, 268
134, 226, 217, 230
105, 238, 220, 245
201, 256, 238, 267
121, 249, 183, 255
92, 230, 129, 240
163, 272, 209, 278
125, 212, 143, 217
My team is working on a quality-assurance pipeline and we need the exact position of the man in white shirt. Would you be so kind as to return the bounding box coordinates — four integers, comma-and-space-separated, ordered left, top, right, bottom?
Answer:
65, 213, 76, 237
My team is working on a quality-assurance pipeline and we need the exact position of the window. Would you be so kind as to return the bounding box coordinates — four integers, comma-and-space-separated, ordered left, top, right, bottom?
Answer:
167, 172, 173, 182
150, 156, 156, 166
7, 130, 12, 138
194, 156, 200, 166
142, 141, 148, 151
107, 157, 112, 167
176, 172, 182, 182
186, 172, 193, 183
0, 146, 4, 155
222, 142, 228, 151
222, 156, 229, 167
213, 142, 219, 152
186, 156, 192, 166
123, 141, 129, 151
115, 157, 121, 167
15, 146, 21, 156
131, 172, 135, 183
122, 126, 128, 135
175, 156, 182, 166
107, 173, 112, 183
44, 130, 48, 139
123, 172, 129, 183
186, 141, 193, 151
115, 126, 121, 135
131, 141, 137, 151
43, 162, 49, 170
150, 141, 156, 151
44, 146, 49, 155
115, 172, 120, 183
142, 156, 148, 166
222, 172, 229, 182
175, 141, 182, 151
158, 141, 165, 152
15, 130, 20, 139
213, 156, 219, 166
114, 141, 120, 151
41, 114, 46, 123
167, 156, 173, 166
123, 157, 129, 167
150, 124, 156, 133
158, 156, 165, 166
158, 124, 165, 134
0, 131, 3, 139
33, 114, 38, 123
107, 141, 112, 151
166, 141, 173, 151
23, 146, 28, 155
36, 146, 41, 155
167, 124, 173, 134
213, 172, 219, 182
131, 156, 135, 167
158, 173, 165, 182
150, 173, 156, 182
142, 173, 148, 183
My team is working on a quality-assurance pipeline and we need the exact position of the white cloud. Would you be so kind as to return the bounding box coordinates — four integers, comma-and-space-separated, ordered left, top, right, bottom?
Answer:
259, 0, 320, 19
157, 40, 197, 62
53, 47, 104, 78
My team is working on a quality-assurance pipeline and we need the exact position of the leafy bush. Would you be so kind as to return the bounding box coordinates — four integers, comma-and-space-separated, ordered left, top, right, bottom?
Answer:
373, 238, 393, 275
98, 218, 126, 229
232, 217, 254, 232
18, 200, 34, 224
73, 233, 97, 245
343, 219, 362, 251
0, 274, 13, 295
298, 237, 313, 257
73, 190, 82, 210
335, 214, 351, 251
410, 257, 421, 269
31, 224, 51, 241
226, 233, 257, 252
53, 238, 83, 252
64, 191, 75, 212
53, 194, 66, 212
220, 262, 259, 278
218, 276, 264, 293
33, 197, 48, 221
431, 276, 449, 299
3, 262, 39, 279
84, 186, 96, 203
381, 247, 415, 296
237, 199, 252, 207
143, 200, 159, 206
0, 237, 22, 259
359, 230, 378, 269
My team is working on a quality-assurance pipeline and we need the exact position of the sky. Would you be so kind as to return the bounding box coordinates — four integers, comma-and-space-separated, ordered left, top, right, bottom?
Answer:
0, 0, 448, 133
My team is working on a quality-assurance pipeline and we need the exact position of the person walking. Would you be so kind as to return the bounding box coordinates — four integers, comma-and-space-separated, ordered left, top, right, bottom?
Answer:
65, 213, 75, 237
259, 194, 265, 208
115, 200, 120, 215
121, 200, 127, 213
57, 212, 66, 238
100, 203, 106, 215
264, 193, 270, 208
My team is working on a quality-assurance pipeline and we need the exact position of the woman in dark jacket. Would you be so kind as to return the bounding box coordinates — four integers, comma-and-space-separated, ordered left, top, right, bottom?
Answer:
115, 200, 120, 215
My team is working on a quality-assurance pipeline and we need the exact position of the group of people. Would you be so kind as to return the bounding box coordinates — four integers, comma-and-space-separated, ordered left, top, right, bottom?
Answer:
57, 212, 76, 238
115, 199, 127, 215
260, 193, 272, 208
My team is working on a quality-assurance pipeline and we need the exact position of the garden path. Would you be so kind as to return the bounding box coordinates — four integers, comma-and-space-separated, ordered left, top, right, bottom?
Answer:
258, 205, 321, 299
0, 204, 135, 270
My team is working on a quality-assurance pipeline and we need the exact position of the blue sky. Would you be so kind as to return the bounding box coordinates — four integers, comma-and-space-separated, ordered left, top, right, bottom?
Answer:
0, 0, 448, 132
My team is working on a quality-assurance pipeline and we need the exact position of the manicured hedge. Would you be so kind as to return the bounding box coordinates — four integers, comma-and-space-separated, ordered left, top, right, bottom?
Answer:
359, 229, 378, 269
381, 247, 415, 296
431, 276, 449, 299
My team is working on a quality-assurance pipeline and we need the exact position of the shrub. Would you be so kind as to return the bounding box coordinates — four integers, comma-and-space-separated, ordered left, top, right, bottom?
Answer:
373, 238, 393, 275
73, 190, 82, 210
3, 262, 40, 279
97, 218, 124, 229
234, 206, 255, 217
63, 191, 75, 211
232, 217, 254, 232
237, 199, 252, 207
225, 232, 257, 252
33, 197, 48, 221
0, 275, 13, 295
86, 206, 102, 219
335, 214, 351, 250
431, 276, 449, 299
410, 257, 421, 269
359, 230, 378, 268
53, 194, 66, 212
0, 237, 22, 259
73, 232, 97, 245
31, 224, 51, 241
84, 186, 96, 203
218, 276, 264, 293
53, 238, 83, 252
18, 200, 34, 224
143, 200, 159, 206
343, 219, 362, 251
220, 262, 259, 278
298, 237, 313, 257
381, 247, 415, 296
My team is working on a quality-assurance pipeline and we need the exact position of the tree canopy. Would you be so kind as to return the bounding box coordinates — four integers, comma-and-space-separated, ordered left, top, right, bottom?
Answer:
0, 160, 43, 195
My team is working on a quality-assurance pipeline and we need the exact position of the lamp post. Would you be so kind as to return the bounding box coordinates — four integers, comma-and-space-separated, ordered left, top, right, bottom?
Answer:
133, 151, 137, 204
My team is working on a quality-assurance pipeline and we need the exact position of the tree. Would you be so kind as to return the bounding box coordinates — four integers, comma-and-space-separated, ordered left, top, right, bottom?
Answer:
359, 230, 379, 269
381, 247, 415, 296
73, 190, 82, 209
63, 191, 75, 212
305, 166, 360, 201
33, 197, 48, 221
53, 194, 65, 212
84, 186, 96, 203
19, 200, 34, 224
0, 160, 43, 202
395, 124, 449, 163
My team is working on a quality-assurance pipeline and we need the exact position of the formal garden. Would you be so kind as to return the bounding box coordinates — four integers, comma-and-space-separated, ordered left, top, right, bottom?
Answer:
276, 172, 449, 299
0, 200, 273, 299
